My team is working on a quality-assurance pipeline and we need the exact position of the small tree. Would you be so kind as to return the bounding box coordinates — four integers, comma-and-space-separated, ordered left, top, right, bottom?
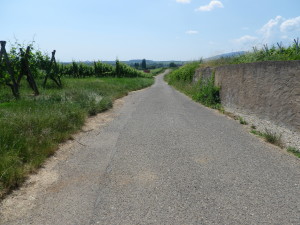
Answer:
141, 59, 146, 70
134, 62, 139, 69
115, 59, 121, 77
169, 62, 177, 68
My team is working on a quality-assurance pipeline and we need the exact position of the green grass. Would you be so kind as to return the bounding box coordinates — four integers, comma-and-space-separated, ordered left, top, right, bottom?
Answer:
250, 128, 283, 148
140, 68, 167, 78
165, 61, 221, 109
287, 146, 300, 158
263, 129, 283, 147
201, 39, 300, 68
150, 68, 167, 76
166, 61, 200, 83
239, 117, 248, 125
0, 77, 154, 197
250, 129, 264, 137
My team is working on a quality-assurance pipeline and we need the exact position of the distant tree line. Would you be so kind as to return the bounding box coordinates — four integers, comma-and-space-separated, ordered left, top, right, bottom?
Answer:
132, 59, 180, 70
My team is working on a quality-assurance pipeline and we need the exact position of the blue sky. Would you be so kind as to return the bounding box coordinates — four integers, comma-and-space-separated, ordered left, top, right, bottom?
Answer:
2, 0, 300, 61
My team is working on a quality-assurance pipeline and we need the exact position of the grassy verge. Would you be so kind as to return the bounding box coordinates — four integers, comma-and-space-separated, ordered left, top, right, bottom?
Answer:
140, 68, 167, 78
165, 62, 221, 109
150, 68, 167, 76
239, 117, 248, 125
250, 128, 283, 148
251, 128, 300, 157
287, 146, 300, 158
0, 77, 154, 197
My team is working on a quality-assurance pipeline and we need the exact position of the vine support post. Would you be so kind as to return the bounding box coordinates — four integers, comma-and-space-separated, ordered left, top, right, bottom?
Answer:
19, 47, 39, 95
43, 50, 61, 88
0, 41, 20, 98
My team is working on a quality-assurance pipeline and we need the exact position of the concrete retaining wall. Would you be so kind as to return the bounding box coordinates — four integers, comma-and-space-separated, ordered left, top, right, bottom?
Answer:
194, 61, 300, 132
193, 67, 214, 83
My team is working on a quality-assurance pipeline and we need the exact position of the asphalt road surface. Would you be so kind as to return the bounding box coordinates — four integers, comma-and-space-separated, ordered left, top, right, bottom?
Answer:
1, 71, 300, 225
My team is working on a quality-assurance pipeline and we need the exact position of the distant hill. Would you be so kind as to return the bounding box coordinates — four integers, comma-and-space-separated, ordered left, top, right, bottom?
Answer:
204, 51, 246, 61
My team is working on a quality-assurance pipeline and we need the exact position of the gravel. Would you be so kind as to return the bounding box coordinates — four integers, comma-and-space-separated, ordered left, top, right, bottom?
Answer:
225, 109, 300, 151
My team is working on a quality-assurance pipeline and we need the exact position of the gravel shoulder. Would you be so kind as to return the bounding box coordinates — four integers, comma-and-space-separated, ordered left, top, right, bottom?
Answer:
224, 108, 300, 150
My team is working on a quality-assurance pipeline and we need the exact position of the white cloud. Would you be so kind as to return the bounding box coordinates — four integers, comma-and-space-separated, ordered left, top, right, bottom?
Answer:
280, 16, 300, 32
176, 0, 191, 3
231, 15, 300, 52
231, 35, 259, 51
234, 35, 258, 44
259, 16, 284, 39
186, 30, 198, 34
195, 0, 224, 12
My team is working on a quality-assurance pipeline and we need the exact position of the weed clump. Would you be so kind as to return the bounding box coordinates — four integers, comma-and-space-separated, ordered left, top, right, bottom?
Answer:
192, 75, 221, 108
287, 146, 300, 158
263, 129, 283, 147
250, 128, 283, 148
239, 117, 248, 125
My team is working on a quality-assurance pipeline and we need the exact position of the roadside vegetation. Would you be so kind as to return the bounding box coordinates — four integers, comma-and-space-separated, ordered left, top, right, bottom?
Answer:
239, 117, 248, 125
250, 128, 283, 148
0, 41, 155, 197
201, 39, 300, 68
250, 127, 300, 157
287, 147, 300, 158
150, 67, 167, 76
141, 67, 167, 78
165, 61, 221, 109
0, 77, 153, 197
165, 40, 300, 158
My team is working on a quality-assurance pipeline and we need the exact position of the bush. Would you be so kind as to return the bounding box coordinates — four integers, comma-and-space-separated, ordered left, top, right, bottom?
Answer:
192, 75, 220, 108
167, 61, 201, 83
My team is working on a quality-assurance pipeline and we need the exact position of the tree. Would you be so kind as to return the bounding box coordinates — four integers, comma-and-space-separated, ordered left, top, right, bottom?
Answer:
141, 59, 146, 70
115, 59, 121, 77
134, 62, 139, 69
169, 62, 177, 68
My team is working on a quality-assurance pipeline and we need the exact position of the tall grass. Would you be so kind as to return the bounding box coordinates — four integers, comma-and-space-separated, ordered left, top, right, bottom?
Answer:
202, 39, 300, 68
0, 77, 154, 197
167, 61, 200, 83
250, 128, 283, 148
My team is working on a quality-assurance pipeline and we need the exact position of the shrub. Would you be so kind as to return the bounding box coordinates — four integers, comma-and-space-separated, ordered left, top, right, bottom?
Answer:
192, 75, 220, 108
239, 117, 248, 125
167, 61, 201, 83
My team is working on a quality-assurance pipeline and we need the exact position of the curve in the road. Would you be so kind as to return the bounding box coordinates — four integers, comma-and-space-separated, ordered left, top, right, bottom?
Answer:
1, 70, 300, 225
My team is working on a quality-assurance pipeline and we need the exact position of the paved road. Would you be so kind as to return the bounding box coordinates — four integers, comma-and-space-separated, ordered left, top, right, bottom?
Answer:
1, 71, 300, 224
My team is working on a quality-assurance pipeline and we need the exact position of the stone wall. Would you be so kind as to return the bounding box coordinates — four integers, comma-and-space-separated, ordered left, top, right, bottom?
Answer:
194, 61, 300, 132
